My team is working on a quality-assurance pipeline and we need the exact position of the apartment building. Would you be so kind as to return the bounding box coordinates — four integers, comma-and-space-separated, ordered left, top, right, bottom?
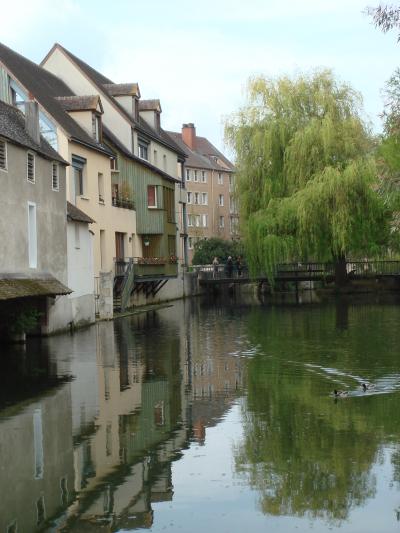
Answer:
167, 123, 238, 263
41, 43, 188, 308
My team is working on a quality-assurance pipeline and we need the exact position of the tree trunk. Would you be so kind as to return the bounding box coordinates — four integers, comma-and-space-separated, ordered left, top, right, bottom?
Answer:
334, 255, 348, 287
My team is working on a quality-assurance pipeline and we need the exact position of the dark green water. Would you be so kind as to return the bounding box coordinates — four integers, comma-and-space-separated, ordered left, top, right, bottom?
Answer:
1, 296, 400, 532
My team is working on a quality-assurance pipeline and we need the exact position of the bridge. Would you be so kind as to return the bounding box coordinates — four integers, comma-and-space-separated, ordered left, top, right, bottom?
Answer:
195, 260, 400, 287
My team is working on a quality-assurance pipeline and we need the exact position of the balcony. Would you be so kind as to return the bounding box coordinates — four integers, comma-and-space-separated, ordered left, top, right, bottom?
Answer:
112, 195, 135, 210
114, 257, 178, 280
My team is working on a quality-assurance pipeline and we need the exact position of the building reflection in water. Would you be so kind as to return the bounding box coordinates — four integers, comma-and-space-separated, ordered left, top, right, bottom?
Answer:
0, 300, 246, 531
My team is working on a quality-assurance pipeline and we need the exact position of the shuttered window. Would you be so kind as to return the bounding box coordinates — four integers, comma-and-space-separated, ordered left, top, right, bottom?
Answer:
27, 152, 35, 183
52, 162, 59, 191
0, 139, 7, 171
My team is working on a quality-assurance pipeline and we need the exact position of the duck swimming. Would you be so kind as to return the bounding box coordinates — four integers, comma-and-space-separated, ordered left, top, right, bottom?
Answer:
333, 389, 348, 397
362, 383, 374, 392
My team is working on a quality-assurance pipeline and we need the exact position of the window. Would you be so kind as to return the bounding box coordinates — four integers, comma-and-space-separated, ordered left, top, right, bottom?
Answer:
100, 230, 106, 269
27, 152, 35, 183
147, 185, 157, 208
28, 202, 37, 268
72, 155, 86, 198
201, 192, 208, 205
187, 191, 192, 204
218, 172, 223, 185
219, 215, 225, 228
201, 170, 207, 183
98, 173, 104, 203
110, 157, 118, 171
195, 214, 201, 227
186, 168, 190, 181
92, 113, 101, 142
193, 169, 198, 182
138, 140, 149, 160
39, 114, 58, 149
187, 214, 194, 227
188, 236, 193, 249
194, 192, 199, 205
74, 223, 80, 249
52, 163, 59, 191
219, 194, 224, 206
202, 214, 208, 227
0, 139, 7, 171
163, 187, 175, 222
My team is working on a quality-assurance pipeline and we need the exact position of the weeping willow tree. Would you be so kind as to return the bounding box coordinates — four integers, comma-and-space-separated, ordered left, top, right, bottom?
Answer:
225, 69, 393, 284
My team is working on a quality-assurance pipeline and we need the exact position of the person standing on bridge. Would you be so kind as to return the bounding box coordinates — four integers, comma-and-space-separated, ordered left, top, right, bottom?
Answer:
212, 256, 219, 279
226, 256, 233, 278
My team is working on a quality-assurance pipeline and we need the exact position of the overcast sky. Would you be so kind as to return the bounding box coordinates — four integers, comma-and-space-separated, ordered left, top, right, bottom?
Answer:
2, 0, 400, 154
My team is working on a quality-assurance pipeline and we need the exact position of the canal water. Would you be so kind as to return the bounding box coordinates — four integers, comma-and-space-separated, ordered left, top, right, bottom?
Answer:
1, 295, 400, 532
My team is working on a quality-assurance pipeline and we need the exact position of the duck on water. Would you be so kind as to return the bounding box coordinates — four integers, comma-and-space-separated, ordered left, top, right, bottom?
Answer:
333, 389, 348, 398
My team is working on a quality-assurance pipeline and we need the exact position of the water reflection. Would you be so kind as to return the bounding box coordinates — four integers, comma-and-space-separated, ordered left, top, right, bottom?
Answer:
2, 297, 400, 531
235, 299, 400, 526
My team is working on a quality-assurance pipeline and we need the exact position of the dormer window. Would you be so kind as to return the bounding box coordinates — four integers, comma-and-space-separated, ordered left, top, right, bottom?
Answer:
92, 113, 101, 142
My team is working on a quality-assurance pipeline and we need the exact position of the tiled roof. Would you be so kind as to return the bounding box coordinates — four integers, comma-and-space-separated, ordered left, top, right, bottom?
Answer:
139, 99, 162, 112
56, 95, 102, 112
0, 100, 67, 164
104, 83, 140, 97
195, 136, 235, 171
0, 41, 112, 157
67, 201, 94, 224
166, 130, 235, 172
48, 44, 186, 159
103, 125, 181, 184
0, 276, 71, 300
166, 131, 214, 169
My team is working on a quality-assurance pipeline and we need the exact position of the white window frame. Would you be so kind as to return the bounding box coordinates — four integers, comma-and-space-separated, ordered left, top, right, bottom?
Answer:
187, 214, 193, 227
201, 170, 207, 183
219, 194, 224, 207
28, 201, 37, 268
147, 184, 158, 208
138, 141, 149, 161
193, 169, 198, 182
202, 214, 208, 227
0, 138, 7, 172
186, 168, 190, 181
218, 172, 223, 185
202, 192, 208, 205
27, 151, 35, 183
195, 214, 200, 227
194, 192, 199, 205
187, 191, 192, 204
52, 162, 59, 191
219, 215, 225, 228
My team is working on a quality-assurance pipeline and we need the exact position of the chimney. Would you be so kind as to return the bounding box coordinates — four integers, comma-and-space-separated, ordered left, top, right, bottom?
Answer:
25, 101, 40, 145
182, 123, 196, 150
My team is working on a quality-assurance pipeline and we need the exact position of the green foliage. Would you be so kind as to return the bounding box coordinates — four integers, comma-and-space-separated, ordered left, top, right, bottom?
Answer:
192, 237, 244, 265
0, 304, 42, 338
225, 70, 393, 281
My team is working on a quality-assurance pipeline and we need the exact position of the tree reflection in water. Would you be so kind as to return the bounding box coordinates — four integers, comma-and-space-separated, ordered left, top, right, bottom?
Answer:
234, 300, 400, 523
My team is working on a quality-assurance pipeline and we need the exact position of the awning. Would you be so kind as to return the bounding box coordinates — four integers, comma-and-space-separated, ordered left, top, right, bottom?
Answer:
0, 277, 72, 301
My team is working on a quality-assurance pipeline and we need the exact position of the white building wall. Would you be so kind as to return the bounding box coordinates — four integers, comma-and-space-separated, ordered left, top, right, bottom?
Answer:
67, 220, 95, 326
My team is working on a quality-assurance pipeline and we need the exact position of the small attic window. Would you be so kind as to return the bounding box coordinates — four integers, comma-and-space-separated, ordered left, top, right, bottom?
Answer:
92, 113, 101, 142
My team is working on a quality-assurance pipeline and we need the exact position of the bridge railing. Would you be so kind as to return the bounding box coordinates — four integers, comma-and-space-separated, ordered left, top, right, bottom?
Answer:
194, 260, 400, 282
